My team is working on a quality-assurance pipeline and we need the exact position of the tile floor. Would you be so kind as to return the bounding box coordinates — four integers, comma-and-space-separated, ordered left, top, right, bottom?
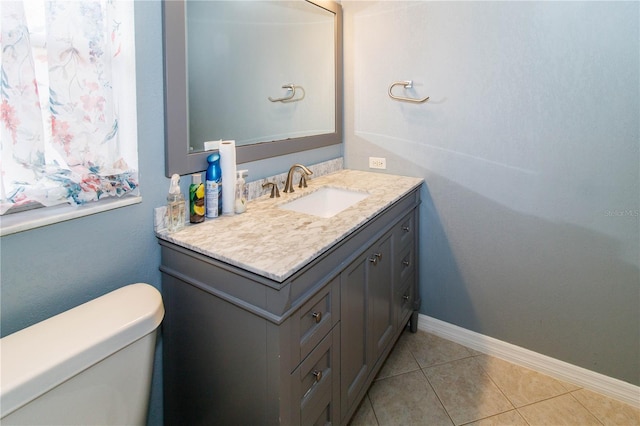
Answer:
349, 330, 640, 426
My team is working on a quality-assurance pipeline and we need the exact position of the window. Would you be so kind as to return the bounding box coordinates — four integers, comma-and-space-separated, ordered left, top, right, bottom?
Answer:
0, 1, 138, 222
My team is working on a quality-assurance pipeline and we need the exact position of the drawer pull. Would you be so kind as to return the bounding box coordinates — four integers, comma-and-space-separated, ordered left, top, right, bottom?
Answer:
402, 260, 410, 267
403, 294, 410, 301
311, 311, 322, 323
313, 370, 323, 382
402, 225, 410, 232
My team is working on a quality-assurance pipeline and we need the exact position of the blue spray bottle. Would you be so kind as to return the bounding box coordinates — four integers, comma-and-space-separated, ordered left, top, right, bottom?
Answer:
205, 153, 222, 218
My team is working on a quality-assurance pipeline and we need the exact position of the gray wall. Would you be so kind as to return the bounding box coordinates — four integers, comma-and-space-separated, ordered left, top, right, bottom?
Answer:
0, 2, 339, 425
342, 1, 639, 386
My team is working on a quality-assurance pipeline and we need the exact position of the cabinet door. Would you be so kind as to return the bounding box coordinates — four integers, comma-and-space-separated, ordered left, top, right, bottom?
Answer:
368, 233, 394, 362
340, 231, 395, 419
340, 250, 369, 414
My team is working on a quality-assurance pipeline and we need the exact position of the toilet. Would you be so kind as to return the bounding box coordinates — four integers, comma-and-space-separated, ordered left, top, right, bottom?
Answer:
0, 283, 164, 425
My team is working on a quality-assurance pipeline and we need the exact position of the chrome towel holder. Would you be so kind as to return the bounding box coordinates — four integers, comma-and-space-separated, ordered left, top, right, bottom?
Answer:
268, 83, 305, 103
388, 80, 429, 103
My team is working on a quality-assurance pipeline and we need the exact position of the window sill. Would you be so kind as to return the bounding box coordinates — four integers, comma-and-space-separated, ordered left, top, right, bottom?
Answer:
0, 196, 142, 237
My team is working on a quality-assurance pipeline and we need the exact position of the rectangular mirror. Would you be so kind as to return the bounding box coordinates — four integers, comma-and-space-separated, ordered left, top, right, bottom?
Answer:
163, 0, 343, 177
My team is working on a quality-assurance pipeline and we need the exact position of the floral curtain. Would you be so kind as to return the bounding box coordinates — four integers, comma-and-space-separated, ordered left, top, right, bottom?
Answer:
0, 1, 138, 215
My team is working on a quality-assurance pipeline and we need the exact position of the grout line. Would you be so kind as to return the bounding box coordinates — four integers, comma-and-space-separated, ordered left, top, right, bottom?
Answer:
419, 367, 456, 426
513, 407, 532, 426
566, 392, 606, 426
457, 409, 527, 426
366, 394, 381, 426
419, 353, 480, 371
473, 355, 519, 412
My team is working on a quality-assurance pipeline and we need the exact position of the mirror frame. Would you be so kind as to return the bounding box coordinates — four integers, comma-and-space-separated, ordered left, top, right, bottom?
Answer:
162, 0, 343, 177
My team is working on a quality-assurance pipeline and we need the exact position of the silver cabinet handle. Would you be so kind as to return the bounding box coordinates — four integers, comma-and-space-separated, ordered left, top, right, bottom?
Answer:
312, 311, 322, 324
402, 260, 410, 267
313, 370, 323, 382
402, 225, 410, 232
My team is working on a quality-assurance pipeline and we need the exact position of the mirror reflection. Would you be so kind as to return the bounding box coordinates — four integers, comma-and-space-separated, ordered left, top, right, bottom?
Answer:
186, 1, 336, 152
163, 0, 342, 177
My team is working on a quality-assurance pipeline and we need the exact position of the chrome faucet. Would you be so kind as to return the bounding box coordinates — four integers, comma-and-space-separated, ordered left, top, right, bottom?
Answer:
283, 164, 313, 193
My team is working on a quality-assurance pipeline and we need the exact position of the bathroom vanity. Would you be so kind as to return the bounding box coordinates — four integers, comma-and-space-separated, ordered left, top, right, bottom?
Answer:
158, 169, 422, 425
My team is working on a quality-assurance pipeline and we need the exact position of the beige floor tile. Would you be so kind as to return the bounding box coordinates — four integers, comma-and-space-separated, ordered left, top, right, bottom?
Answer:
349, 394, 379, 426
425, 357, 513, 425
375, 331, 421, 381
465, 410, 528, 426
368, 370, 453, 426
572, 388, 640, 426
404, 330, 477, 369
518, 393, 601, 425
561, 381, 582, 392
476, 354, 574, 407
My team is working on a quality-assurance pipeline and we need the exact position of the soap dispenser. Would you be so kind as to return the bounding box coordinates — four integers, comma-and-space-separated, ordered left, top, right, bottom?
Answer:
234, 169, 248, 214
167, 174, 185, 232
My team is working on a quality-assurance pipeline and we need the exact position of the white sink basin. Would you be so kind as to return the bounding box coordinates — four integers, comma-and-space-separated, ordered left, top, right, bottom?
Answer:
279, 187, 370, 218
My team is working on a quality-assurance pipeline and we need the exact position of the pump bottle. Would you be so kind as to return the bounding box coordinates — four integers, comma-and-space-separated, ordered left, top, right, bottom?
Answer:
167, 174, 185, 232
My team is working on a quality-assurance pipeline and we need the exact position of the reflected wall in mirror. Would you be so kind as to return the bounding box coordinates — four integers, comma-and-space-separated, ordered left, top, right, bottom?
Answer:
187, 1, 335, 151
163, 0, 343, 177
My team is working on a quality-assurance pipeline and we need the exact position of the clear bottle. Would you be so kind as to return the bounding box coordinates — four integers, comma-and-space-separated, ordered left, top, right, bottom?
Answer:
167, 174, 185, 232
234, 169, 248, 214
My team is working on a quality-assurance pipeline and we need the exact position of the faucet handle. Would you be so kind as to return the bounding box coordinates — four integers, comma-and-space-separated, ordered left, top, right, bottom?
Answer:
262, 182, 280, 198
299, 175, 308, 188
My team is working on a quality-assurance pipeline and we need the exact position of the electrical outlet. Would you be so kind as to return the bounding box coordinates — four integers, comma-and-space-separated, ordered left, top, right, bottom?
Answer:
369, 157, 387, 169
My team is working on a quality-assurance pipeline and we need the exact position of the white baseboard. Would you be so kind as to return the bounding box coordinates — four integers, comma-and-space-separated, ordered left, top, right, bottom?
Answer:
418, 314, 640, 408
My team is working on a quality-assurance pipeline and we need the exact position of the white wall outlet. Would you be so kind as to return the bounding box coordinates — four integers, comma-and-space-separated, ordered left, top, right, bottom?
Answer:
369, 157, 387, 169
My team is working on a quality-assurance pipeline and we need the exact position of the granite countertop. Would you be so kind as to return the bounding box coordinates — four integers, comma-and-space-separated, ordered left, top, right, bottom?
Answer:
157, 169, 423, 282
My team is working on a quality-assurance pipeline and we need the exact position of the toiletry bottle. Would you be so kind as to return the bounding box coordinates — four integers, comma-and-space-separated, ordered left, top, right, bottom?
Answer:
205, 153, 222, 218
189, 173, 205, 223
167, 174, 185, 232
234, 169, 248, 214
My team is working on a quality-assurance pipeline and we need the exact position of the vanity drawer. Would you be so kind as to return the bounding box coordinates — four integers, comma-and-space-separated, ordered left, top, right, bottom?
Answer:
292, 327, 339, 426
291, 277, 339, 366
395, 211, 415, 251
397, 244, 415, 285
396, 274, 415, 328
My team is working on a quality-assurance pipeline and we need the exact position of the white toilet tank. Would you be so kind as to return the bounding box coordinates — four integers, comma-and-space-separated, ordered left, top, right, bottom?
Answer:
0, 283, 164, 425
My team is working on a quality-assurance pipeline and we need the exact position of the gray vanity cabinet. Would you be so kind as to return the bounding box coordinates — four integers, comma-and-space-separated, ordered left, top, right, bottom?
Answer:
339, 210, 419, 423
159, 188, 420, 426
339, 231, 394, 418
